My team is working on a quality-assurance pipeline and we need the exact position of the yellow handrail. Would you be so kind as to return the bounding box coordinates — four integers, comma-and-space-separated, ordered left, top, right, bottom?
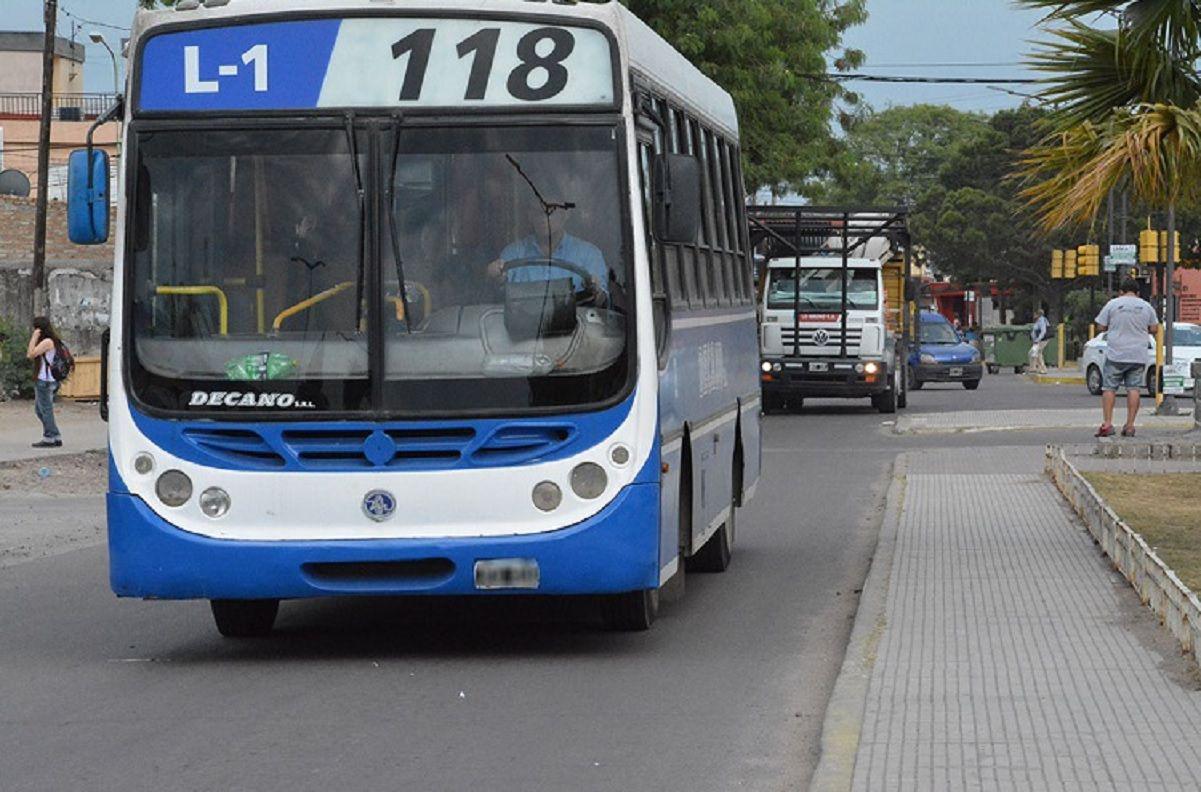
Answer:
273, 281, 354, 331
386, 282, 432, 322
156, 285, 229, 336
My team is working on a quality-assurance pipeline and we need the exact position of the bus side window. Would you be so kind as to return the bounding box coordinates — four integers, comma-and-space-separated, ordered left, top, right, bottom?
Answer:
638, 140, 670, 367
692, 119, 716, 307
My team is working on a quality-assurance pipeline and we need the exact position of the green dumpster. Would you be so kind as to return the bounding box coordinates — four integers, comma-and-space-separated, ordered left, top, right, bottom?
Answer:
981, 324, 1059, 374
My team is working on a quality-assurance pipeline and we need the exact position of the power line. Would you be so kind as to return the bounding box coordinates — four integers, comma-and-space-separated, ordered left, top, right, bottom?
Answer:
828, 73, 1041, 85
860, 62, 1025, 69
58, 5, 130, 34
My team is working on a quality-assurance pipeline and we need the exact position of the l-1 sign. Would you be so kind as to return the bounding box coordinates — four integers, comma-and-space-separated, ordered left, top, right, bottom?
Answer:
138, 17, 616, 113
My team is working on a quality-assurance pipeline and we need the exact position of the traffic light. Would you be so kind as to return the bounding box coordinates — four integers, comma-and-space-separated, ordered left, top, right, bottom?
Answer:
1077, 244, 1100, 276
1140, 228, 1159, 263
1050, 249, 1064, 279
1064, 248, 1078, 279
1140, 228, 1183, 263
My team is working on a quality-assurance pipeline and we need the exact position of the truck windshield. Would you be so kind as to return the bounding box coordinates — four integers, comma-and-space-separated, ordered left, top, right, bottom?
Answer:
767, 267, 878, 311
126, 125, 630, 416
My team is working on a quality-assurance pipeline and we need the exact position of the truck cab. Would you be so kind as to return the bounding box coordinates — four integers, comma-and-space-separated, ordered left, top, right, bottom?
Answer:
759, 255, 903, 413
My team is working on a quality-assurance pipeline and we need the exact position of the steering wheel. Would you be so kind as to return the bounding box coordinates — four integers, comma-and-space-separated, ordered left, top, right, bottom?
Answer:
502, 257, 601, 306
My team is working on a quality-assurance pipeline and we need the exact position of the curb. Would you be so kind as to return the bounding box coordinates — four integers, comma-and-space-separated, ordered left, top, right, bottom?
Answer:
1028, 374, 1085, 385
808, 454, 907, 792
1046, 445, 1201, 667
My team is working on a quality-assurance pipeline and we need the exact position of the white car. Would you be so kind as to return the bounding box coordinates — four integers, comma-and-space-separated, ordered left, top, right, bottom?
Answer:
1080, 322, 1201, 395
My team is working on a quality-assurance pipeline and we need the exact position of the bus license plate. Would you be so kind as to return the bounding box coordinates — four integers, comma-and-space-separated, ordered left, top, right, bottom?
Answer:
949, 367, 963, 377
810, 362, 829, 373
474, 559, 540, 590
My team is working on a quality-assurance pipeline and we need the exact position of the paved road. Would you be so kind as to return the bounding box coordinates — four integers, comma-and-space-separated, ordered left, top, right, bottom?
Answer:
0, 372, 1110, 791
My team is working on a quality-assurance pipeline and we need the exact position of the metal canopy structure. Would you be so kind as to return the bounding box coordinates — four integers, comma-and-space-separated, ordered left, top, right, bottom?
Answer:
746, 205, 913, 360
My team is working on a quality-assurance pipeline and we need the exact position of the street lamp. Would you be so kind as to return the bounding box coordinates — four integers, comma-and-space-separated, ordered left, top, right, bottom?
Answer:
88, 32, 120, 97
88, 32, 122, 159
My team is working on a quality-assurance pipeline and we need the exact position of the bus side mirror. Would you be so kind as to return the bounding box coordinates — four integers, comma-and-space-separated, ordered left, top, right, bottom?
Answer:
67, 148, 110, 245
653, 153, 701, 244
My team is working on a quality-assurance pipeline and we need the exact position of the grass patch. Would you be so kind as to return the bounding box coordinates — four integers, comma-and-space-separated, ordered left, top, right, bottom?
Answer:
1083, 473, 1201, 594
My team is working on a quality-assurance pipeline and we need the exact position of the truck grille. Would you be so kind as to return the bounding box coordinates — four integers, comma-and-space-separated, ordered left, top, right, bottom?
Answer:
781, 327, 863, 353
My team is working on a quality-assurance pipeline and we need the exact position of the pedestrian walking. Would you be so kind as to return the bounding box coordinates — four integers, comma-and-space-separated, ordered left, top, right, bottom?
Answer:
26, 317, 65, 448
1029, 309, 1050, 374
1093, 278, 1159, 438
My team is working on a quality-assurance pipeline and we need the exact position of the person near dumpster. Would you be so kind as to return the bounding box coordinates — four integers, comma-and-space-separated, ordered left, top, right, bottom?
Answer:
1093, 278, 1159, 438
25, 317, 65, 448
1029, 309, 1050, 374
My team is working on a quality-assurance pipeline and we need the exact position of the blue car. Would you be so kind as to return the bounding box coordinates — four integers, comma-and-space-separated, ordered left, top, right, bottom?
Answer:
909, 312, 983, 390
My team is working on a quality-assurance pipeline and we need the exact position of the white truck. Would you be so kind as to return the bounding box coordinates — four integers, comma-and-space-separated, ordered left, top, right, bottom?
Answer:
748, 208, 912, 414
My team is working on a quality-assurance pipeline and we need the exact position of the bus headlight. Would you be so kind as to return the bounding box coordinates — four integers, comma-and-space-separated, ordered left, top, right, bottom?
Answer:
570, 462, 608, 500
155, 470, 193, 507
133, 453, 155, 475
532, 481, 562, 512
199, 487, 231, 519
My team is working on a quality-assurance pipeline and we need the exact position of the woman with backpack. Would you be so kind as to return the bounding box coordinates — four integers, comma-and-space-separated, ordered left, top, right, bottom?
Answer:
25, 316, 67, 448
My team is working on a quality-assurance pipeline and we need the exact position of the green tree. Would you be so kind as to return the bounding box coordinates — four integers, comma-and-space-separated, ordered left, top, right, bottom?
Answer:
817, 104, 991, 205
1016, 1, 1201, 230
624, 0, 866, 192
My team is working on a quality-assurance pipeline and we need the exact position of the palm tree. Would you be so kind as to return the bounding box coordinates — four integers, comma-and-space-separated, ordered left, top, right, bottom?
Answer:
1016, 1, 1201, 371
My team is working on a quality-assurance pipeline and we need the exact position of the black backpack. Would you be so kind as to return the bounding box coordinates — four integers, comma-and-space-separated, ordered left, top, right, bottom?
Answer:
49, 342, 75, 382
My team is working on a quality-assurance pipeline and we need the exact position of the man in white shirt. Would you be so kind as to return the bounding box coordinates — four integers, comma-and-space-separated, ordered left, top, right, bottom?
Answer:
1094, 278, 1159, 438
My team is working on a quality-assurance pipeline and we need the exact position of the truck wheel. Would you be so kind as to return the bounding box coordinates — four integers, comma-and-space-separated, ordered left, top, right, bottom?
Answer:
763, 392, 782, 414
210, 599, 279, 638
602, 589, 658, 631
872, 385, 897, 414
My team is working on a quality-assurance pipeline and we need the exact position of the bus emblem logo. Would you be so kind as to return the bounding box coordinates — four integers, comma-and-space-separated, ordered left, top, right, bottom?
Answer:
362, 490, 397, 522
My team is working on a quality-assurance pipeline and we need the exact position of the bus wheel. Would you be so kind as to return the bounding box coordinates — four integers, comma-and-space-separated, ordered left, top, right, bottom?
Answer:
689, 505, 734, 573
602, 589, 658, 631
210, 599, 279, 638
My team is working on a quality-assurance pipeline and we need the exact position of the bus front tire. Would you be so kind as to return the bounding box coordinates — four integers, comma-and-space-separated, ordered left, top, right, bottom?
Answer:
210, 599, 279, 638
602, 589, 658, 631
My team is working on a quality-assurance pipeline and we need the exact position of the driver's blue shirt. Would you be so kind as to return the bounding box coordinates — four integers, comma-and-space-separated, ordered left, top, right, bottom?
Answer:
500, 233, 608, 294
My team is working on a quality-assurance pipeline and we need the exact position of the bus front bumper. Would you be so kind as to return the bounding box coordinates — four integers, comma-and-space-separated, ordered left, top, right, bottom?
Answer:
107, 483, 660, 600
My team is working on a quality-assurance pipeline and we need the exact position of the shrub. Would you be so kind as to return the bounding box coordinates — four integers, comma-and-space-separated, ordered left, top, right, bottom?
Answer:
0, 315, 34, 400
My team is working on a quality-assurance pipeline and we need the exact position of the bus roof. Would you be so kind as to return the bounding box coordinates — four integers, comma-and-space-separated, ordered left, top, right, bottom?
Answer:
131, 0, 738, 137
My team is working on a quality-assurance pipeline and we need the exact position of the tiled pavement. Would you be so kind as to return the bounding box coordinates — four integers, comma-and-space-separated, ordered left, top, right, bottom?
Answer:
850, 446, 1201, 791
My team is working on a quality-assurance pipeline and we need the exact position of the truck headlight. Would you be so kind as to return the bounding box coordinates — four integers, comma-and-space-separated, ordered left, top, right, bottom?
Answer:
864, 362, 879, 374
761, 361, 773, 373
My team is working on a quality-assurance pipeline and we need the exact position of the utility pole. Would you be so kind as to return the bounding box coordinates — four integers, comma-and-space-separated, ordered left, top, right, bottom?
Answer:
1106, 189, 1114, 295
1160, 204, 1178, 414
32, 0, 58, 317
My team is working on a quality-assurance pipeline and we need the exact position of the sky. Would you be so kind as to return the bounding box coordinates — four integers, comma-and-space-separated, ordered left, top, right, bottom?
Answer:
10, 0, 1050, 111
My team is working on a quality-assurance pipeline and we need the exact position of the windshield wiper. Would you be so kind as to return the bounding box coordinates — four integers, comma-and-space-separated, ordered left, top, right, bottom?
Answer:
344, 113, 366, 331
504, 154, 574, 263
385, 114, 412, 334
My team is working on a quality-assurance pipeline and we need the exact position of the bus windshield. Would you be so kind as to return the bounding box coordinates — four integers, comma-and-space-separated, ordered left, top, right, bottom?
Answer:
766, 267, 878, 311
128, 124, 630, 416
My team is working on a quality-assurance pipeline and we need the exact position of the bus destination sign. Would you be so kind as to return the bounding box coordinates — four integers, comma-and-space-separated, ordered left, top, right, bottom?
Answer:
138, 18, 616, 112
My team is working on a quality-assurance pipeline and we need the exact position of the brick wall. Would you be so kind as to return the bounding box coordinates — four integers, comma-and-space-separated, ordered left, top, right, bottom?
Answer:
0, 194, 115, 262
0, 195, 113, 354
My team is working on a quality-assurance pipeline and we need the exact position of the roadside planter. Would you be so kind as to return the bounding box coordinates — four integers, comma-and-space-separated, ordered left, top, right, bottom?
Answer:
1047, 444, 1201, 665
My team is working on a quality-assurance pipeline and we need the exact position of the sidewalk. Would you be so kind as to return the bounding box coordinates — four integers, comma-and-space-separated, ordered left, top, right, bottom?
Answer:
815, 446, 1201, 791
0, 399, 107, 463
895, 407, 1192, 435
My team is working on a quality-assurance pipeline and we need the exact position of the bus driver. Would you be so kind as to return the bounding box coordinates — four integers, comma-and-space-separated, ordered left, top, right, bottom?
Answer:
486, 165, 611, 308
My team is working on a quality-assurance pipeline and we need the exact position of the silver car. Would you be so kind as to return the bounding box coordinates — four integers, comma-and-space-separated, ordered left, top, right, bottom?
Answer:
1080, 322, 1201, 396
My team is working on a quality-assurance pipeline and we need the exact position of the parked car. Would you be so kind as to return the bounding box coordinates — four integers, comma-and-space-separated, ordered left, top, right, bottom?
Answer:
1080, 322, 1201, 396
908, 311, 983, 390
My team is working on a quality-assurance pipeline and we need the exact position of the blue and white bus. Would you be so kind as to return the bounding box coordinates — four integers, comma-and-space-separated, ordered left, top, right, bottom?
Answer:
69, 0, 760, 636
